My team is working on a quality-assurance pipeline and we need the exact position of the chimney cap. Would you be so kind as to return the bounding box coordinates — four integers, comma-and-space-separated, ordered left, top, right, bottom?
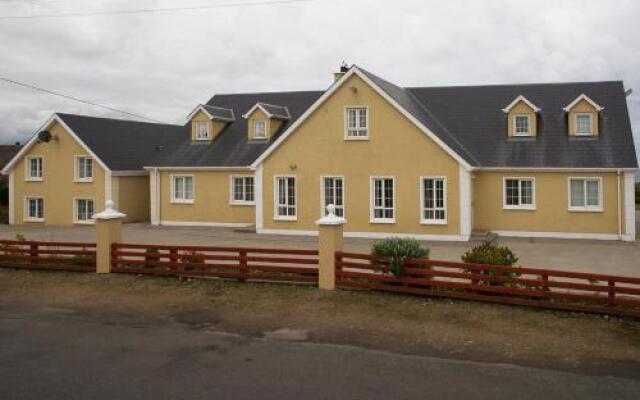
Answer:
339, 61, 350, 73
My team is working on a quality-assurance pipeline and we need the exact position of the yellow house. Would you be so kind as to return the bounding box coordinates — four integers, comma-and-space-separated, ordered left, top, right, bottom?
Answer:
3, 65, 637, 241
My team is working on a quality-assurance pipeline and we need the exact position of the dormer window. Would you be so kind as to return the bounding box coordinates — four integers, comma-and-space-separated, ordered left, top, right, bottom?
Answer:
575, 114, 593, 136
242, 102, 290, 140
194, 121, 210, 140
513, 114, 531, 136
502, 95, 540, 138
186, 104, 235, 142
254, 120, 267, 139
563, 94, 603, 137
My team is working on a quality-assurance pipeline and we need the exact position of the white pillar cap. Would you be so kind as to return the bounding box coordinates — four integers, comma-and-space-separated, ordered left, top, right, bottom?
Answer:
315, 204, 346, 225
93, 200, 126, 220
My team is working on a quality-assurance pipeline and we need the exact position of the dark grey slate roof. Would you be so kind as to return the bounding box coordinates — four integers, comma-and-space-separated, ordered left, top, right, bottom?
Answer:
258, 103, 290, 119
202, 105, 235, 121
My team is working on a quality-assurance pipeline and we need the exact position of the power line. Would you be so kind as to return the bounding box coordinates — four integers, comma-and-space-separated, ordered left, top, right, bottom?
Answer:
0, 0, 317, 20
0, 77, 163, 123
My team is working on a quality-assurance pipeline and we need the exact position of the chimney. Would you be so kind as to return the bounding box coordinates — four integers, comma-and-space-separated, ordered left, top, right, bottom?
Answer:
333, 62, 350, 82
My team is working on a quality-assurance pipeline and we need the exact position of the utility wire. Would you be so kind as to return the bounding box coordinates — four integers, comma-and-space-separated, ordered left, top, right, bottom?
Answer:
0, 77, 163, 123
0, 0, 317, 20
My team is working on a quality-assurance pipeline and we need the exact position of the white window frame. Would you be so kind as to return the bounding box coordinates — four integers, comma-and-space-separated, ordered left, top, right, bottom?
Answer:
230, 175, 255, 205
254, 120, 267, 139
369, 176, 395, 223
320, 175, 345, 218
24, 196, 44, 222
420, 176, 447, 225
512, 114, 532, 137
568, 177, 603, 212
273, 175, 297, 221
170, 174, 195, 204
25, 156, 43, 181
73, 197, 95, 224
74, 156, 94, 182
503, 177, 536, 210
344, 106, 369, 140
574, 113, 594, 136
194, 121, 210, 140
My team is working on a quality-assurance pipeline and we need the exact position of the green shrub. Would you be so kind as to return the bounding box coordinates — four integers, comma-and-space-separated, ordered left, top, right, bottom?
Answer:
461, 240, 519, 286
371, 237, 429, 276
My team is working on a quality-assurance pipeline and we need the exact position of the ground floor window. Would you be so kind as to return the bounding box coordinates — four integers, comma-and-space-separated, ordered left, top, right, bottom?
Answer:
171, 175, 194, 203
25, 197, 44, 221
275, 176, 296, 219
321, 176, 344, 217
569, 177, 602, 211
370, 177, 395, 222
74, 198, 95, 223
421, 177, 446, 223
231, 176, 254, 204
503, 178, 535, 209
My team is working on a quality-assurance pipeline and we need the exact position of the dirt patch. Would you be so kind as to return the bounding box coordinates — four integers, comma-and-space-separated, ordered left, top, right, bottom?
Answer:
1, 269, 639, 377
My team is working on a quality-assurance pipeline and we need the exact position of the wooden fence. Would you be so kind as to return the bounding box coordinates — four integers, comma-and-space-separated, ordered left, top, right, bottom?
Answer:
111, 243, 319, 283
335, 251, 640, 318
0, 240, 96, 272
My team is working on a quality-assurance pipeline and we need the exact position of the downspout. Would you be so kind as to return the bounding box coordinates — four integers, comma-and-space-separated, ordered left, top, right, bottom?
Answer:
617, 169, 622, 239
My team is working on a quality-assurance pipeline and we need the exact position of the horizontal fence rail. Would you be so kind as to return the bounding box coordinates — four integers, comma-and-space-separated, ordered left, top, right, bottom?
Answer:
111, 243, 319, 284
335, 252, 640, 318
0, 240, 96, 272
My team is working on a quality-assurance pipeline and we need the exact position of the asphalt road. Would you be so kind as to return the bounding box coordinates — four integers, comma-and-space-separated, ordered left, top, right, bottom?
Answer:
1, 304, 639, 400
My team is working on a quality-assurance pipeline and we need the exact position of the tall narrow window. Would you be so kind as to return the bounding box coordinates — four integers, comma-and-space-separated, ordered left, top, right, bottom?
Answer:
345, 107, 368, 138
575, 114, 593, 135
194, 121, 210, 140
75, 156, 93, 182
231, 176, 254, 204
74, 198, 95, 223
569, 178, 602, 211
274, 176, 296, 219
26, 156, 43, 181
370, 177, 394, 222
254, 120, 267, 139
421, 177, 446, 223
171, 175, 194, 203
513, 115, 531, 136
503, 178, 535, 209
25, 197, 44, 221
322, 176, 344, 217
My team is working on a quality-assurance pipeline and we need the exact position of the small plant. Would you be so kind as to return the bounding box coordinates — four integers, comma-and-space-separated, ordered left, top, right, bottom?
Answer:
461, 240, 520, 286
371, 237, 429, 276
14, 234, 26, 242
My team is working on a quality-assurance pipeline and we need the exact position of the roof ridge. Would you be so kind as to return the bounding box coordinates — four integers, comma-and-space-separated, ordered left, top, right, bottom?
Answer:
407, 80, 624, 90
210, 89, 324, 97
56, 112, 180, 127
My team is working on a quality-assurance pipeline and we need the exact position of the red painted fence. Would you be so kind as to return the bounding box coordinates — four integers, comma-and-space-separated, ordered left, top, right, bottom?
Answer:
335, 251, 640, 318
111, 243, 319, 283
0, 240, 96, 272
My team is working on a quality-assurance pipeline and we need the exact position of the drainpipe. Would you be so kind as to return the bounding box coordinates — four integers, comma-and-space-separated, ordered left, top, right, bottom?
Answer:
617, 169, 622, 239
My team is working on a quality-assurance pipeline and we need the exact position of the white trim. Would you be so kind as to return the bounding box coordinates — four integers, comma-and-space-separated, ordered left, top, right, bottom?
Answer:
256, 228, 469, 241
502, 95, 541, 113
273, 175, 297, 221
255, 164, 264, 230
160, 220, 252, 228
493, 230, 620, 241
105, 170, 113, 203
143, 166, 252, 171
150, 168, 160, 225
369, 176, 396, 224
74, 155, 94, 183
111, 170, 148, 177
320, 175, 346, 219
229, 174, 256, 205
511, 114, 533, 137
502, 177, 536, 210
250, 67, 473, 170
23, 196, 44, 222
194, 120, 211, 141
419, 176, 447, 225
623, 171, 636, 241
563, 94, 604, 112
72, 197, 96, 225
476, 167, 637, 172
1, 114, 111, 175
170, 174, 195, 204
242, 103, 290, 120
253, 119, 267, 139
8, 171, 14, 224
567, 176, 603, 212
185, 104, 236, 122
459, 165, 472, 236
574, 113, 595, 136
344, 106, 369, 140
24, 156, 43, 182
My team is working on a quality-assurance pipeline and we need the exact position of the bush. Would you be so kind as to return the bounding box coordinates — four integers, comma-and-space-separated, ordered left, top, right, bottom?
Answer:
371, 237, 429, 276
461, 240, 519, 286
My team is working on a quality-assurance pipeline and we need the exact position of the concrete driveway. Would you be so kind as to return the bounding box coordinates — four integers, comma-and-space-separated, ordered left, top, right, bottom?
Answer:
0, 216, 638, 276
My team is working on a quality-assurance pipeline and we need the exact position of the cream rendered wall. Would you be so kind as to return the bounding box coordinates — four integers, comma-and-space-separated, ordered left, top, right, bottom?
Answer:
473, 171, 621, 234
12, 121, 106, 225
568, 99, 599, 136
261, 74, 462, 236
507, 101, 537, 137
115, 175, 150, 223
158, 170, 254, 224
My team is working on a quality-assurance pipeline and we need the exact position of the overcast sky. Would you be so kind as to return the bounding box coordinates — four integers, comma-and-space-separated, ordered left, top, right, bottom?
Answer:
1, 0, 639, 164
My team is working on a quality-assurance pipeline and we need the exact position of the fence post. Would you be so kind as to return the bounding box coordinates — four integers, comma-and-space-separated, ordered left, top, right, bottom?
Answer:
315, 204, 346, 290
93, 200, 126, 274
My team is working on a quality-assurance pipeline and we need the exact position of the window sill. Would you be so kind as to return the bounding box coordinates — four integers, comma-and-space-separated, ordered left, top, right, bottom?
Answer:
274, 216, 297, 221
73, 220, 95, 225
370, 219, 396, 224
25, 178, 43, 182
74, 179, 94, 183
230, 201, 255, 206
568, 207, 603, 213
170, 200, 194, 205
503, 205, 536, 211
344, 136, 369, 141
420, 220, 447, 225
512, 133, 534, 137
24, 218, 44, 223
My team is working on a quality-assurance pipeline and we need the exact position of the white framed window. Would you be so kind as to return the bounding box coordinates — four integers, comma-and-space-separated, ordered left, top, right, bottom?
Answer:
503, 177, 536, 210
25, 156, 43, 181
345, 107, 368, 139
321, 176, 344, 217
194, 121, 210, 140
254, 120, 267, 139
24, 197, 44, 222
370, 176, 395, 223
230, 176, 254, 205
568, 177, 602, 211
274, 176, 296, 220
171, 175, 195, 204
513, 114, 531, 136
575, 113, 593, 136
75, 156, 93, 182
74, 198, 95, 224
421, 177, 446, 224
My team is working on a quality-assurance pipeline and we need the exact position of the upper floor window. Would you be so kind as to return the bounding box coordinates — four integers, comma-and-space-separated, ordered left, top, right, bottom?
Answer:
274, 176, 296, 220
345, 107, 368, 139
171, 175, 194, 204
254, 120, 267, 139
26, 156, 43, 181
421, 177, 446, 224
575, 114, 593, 136
194, 121, 210, 140
513, 115, 531, 136
503, 178, 535, 210
231, 176, 254, 204
321, 176, 344, 217
75, 156, 93, 182
569, 177, 602, 211
370, 177, 394, 223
